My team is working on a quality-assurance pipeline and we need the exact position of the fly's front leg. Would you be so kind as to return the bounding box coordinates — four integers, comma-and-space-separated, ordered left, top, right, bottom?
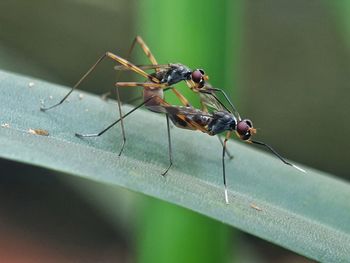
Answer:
218, 136, 234, 160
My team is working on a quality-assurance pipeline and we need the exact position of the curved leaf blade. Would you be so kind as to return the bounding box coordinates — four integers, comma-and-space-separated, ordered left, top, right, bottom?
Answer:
0, 70, 349, 262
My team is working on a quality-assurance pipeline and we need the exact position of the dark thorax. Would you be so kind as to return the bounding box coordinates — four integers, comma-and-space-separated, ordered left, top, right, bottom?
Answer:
152, 64, 192, 85
207, 111, 237, 135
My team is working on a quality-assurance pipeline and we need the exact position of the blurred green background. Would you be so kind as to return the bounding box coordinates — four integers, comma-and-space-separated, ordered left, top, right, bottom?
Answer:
0, 0, 348, 262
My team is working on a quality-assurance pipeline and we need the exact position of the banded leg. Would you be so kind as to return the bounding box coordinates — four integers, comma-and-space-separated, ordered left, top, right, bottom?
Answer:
116, 82, 167, 88
113, 36, 163, 158
117, 36, 199, 160
114, 36, 160, 156
127, 36, 159, 68
123, 36, 193, 107
101, 35, 159, 99
171, 88, 192, 107
123, 87, 173, 104
116, 82, 191, 107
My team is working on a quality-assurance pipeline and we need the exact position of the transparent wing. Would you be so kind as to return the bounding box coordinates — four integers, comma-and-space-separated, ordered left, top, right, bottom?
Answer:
199, 83, 241, 120
199, 91, 225, 111
164, 106, 210, 132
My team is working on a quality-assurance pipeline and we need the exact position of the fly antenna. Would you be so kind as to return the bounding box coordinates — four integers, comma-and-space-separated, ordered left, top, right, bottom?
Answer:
250, 140, 306, 173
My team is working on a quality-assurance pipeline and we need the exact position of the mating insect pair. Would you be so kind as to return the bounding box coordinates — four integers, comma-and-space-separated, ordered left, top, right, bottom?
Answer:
41, 36, 305, 204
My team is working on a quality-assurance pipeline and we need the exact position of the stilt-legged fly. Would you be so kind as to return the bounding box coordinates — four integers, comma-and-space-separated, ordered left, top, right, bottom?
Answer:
40, 36, 234, 157
74, 89, 305, 204
40, 36, 305, 203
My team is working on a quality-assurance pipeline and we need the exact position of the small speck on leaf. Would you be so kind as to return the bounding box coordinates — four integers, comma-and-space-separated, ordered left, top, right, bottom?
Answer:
79, 93, 84, 100
28, 82, 35, 88
101, 92, 111, 101
250, 203, 263, 211
28, 128, 49, 136
1, 123, 10, 128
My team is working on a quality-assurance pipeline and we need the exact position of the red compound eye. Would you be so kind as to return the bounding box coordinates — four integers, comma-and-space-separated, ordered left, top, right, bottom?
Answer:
237, 121, 250, 136
191, 69, 204, 83
237, 119, 254, 140
244, 119, 253, 128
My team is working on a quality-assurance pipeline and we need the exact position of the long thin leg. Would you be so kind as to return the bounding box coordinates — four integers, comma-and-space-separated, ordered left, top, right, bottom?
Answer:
194, 92, 234, 159
127, 36, 159, 67
107, 52, 159, 82
75, 96, 156, 138
162, 114, 173, 176
171, 88, 191, 107
218, 136, 234, 159
123, 36, 195, 108
41, 54, 105, 111
164, 89, 232, 158
114, 35, 183, 170
222, 131, 232, 204
76, 94, 214, 179
117, 36, 162, 156
101, 36, 159, 99
116, 82, 193, 110
114, 36, 160, 157
75, 94, 205, 148
116, 82, 168, 88
40, 52, 159, 111
115, 87, 126, 156
250, 140, 306, 173
114, 64, 170, 71
121, 37, 240, 125
124, 87, 173, 105
128, 38, 175, 175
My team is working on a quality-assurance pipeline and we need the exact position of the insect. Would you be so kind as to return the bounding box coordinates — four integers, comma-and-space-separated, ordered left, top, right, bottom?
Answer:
40, 36, 234, 156
40, 36, 305, 203
72, 87, 305, 204
164, 102, 305, 204
112, 37, 239, 115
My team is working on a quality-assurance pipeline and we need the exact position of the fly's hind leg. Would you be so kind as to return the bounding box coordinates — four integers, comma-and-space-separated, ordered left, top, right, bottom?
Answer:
40, 51, 159, 112
75, 95, 160, 138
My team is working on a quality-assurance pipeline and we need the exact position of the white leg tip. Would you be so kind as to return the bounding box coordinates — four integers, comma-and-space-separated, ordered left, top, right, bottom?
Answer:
224, 188, 229, 204
292, 164, 306, 173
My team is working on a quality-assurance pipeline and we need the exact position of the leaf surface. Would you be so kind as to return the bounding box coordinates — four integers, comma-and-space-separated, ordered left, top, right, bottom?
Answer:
0, 70, 349, 262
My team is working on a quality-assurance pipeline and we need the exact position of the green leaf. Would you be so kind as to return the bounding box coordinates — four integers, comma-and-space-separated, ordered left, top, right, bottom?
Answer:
0, 70, 349, 262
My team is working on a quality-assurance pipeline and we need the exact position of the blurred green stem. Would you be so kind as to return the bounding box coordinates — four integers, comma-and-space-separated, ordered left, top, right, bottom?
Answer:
136, 1, 243, 262
330, 1, 350, 47
137, 197, 230, 263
